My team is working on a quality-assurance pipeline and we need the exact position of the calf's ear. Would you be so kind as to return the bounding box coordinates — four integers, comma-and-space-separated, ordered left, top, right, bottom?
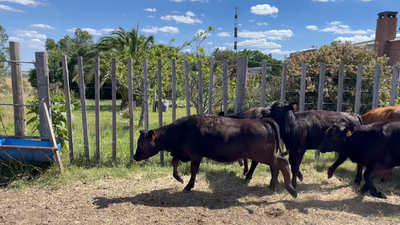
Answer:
344, 126, 356, 137
288, 102, 298, 111
149, 130, 156, 141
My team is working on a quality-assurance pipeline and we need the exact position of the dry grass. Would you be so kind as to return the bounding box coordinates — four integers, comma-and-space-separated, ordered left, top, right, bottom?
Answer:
1, 159, 400, 224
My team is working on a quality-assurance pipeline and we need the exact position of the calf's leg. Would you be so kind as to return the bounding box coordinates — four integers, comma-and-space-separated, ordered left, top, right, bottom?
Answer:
361, 165, 389, 199
172, 157, 183, 183
245, 161, 259, 181
380, 169, 392, 183
354, 164, 363, 185
243, 159, 249, 175
184, 157, 202, 191
288, 149, 305, 189
268, 156, 297, 198
269, 167, 279, 191
327, 153, 348, 179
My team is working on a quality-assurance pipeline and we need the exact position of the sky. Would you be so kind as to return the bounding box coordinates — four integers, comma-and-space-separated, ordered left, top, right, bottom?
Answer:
1, 0, 399, 71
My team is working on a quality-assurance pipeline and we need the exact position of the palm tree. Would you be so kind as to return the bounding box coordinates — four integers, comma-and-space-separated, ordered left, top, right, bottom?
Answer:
96, 26, 155, 109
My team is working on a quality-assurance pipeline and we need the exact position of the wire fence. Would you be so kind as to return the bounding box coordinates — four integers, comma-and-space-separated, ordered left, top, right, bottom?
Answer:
1, 54, 400, 165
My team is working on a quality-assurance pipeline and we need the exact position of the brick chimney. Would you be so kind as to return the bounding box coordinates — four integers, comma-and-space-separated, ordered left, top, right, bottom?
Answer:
375, 11, 398, 57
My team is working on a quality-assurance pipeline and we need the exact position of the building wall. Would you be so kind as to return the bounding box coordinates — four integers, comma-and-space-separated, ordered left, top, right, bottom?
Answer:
388, 41, 400, 66
375, 11, 398, 58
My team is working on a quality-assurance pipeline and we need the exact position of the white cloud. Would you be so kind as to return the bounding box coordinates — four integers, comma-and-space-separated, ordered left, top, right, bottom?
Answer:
13, 30, 46, 39
144, 8, 156, 12
171, 0, 185, 2
217, 32, 230, 37
227, 38, 281, 49
329, 21, 342, 25
257, 22, 268, 26
360, 0, 373, 1
148, 15, 154, 18
0, 4, 23, 12
161, 14, 202, 25
262, 49, 294, 55
218, 28, 222, 30
173, 11, 179, 13
141, 26, 180, 35
214, 46, 227, 51
312, 0, 329, 2
334, 34, 375, 43
201, 13, 205, 17
239, 24, 242, 26
159, 40, 166, 44
248, 20, 255, 22
183, 48, 191, 53
306, 25, 318, 30
321, 22, 372, 35
9, 37, 45, 49
238, 29, 294, 40
0, 0, 42, 6
207, 41, 214, 45
250, 4, 278, 16
185, 11, 195, 17
66, 28, 116, 36
29, 24, 55, 29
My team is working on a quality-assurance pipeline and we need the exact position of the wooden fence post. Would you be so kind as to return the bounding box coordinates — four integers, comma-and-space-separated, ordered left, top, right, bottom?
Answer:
299, 64, 306, 112
354, 65, 363, 114
128, 58, 134, 160
208, 60, 214, 114
185, 61, 191, 116
157, 59, 164, 164
234, 56, 247, 113
337, 64, 344, 112
77, 56, 90, 161
35, 52, 51, 137
112, 58, 117, 162
61, 56, 74, 163
172, 59, 177, 122
143, 59, 149, 132
223, 59, 228, 115
315, 62, 326, 158
372, 65, 381, 110
389, 66, 399, 106
9, 42, 26, 136
261, 61, 267, 107
198, 61, 203, 115
281, 61, 288, 101
95, 57, 101, 164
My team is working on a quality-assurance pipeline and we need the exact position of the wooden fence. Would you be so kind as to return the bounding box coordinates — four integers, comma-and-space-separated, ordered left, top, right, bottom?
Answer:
58, 55, 399, 164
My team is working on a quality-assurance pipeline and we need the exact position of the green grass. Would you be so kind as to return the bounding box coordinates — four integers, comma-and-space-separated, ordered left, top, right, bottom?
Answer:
0, 92, 359, 190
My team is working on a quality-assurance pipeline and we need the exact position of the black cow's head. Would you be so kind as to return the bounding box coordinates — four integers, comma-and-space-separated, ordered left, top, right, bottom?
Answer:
319, 123, 355, 153
269, 100, 298, 120
134, 130, 160, 161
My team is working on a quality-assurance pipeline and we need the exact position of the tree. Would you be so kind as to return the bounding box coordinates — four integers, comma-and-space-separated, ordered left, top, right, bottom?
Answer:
238, 49, 283, 76
287, 41, 391, 114
0, 25, 9, 85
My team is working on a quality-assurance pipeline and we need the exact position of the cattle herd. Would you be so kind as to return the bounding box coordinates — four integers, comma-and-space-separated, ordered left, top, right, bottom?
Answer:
133, 100, 400, 199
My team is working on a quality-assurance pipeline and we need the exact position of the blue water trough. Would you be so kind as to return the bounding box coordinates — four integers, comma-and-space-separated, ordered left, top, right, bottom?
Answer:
0, 138, 61, 163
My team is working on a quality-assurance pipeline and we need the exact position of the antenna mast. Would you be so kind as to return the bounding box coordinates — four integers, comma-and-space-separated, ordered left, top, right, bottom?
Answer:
234, 6, 238, 55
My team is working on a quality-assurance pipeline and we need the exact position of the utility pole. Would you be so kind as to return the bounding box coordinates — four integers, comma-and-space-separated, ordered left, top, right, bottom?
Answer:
234, 6, 239, 56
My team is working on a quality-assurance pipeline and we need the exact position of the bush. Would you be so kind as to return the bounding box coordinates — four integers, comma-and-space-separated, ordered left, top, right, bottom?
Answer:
26, 94, 80, 150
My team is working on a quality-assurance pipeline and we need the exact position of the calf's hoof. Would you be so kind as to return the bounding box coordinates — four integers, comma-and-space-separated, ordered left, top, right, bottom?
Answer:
289, 189, 298, 199
375, 192, 387, 199
173, 175, 184, 184
297, 173, 304, 182
183, 186, 192, 192
327, 167, 334, 179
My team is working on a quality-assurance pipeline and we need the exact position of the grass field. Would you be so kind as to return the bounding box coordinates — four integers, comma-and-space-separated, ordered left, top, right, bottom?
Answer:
1, 79, 400, 224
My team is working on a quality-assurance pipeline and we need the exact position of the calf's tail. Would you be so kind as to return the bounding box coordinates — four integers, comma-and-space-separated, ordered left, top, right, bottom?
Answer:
267, 119, 288, 156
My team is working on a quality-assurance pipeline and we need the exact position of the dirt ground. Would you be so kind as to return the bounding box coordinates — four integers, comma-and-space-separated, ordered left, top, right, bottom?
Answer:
1, 172, 400, 225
